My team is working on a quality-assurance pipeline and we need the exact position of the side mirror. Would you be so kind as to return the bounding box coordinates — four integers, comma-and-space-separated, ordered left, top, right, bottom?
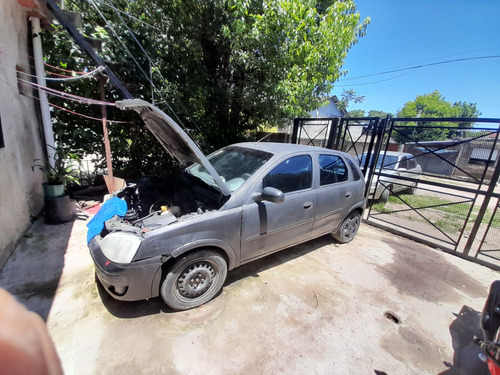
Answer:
255, 187, 285, 204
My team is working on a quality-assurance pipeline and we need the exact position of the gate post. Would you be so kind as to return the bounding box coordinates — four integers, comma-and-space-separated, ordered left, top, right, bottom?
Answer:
291, 118, 300, 144
463, 151, 500, 256
326, 117, 340, 149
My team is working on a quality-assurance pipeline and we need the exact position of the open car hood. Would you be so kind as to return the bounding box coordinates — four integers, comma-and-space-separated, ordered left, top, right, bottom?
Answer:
116, 99, 231, 196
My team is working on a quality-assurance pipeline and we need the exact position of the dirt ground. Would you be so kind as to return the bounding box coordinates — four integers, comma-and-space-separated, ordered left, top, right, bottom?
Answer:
0, 214, 499, 375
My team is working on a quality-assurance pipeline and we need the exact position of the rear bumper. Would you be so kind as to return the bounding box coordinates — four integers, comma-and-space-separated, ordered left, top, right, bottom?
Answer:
89, 237, 165, 301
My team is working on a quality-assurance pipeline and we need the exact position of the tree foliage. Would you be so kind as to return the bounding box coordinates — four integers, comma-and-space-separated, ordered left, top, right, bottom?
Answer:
43, 0, 369, 177
394, 90, 481, 143
337, 88, 365, 112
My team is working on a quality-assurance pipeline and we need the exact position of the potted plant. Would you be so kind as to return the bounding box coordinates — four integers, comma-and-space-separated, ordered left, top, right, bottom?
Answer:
33, 146, 80, 198
33, 146, 81, 224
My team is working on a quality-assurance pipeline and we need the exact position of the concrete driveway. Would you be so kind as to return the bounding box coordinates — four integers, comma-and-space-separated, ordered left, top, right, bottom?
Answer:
0, 214, 498, 375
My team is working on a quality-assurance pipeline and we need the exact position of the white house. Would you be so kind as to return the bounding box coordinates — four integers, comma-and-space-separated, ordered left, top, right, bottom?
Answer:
0, 0, 49, 269
308, 95, 345, 118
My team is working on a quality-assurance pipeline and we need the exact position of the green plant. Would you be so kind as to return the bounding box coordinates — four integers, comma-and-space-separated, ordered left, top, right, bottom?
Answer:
33, 146, 81, 186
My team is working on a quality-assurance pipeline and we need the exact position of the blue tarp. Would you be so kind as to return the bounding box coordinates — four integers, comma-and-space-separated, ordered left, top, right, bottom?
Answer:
86, 197, 128, 243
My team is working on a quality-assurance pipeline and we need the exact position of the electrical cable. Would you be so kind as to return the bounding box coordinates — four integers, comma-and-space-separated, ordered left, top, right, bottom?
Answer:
103, 0, 187, 128
88, 0, 156, 92
0, 76, 128, 123
93, 0, 162, 31
335, 71, 414, 87
49, 102, 132, 123
18, 77, 116, 106
43, 61, 87, 75
338, 55, 500, 83
0, 61, 105, 82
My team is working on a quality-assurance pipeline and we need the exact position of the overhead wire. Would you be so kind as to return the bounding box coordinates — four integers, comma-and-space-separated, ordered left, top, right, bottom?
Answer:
337, 55, 500, 85
103, 0, 187, 128
18, 78, 116, 106
93, 0, 162, 31
0, 76, 129, 123
0, 61, 105, 82
92, 0, 199, 135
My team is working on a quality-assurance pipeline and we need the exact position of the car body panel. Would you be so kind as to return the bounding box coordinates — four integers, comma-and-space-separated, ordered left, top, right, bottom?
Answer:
89, 103, 366, 304
362, 151, 422, 199
115, 99, 231, 196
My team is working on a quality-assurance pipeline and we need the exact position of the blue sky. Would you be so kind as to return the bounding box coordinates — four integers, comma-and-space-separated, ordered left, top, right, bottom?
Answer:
335, 0, 500, 120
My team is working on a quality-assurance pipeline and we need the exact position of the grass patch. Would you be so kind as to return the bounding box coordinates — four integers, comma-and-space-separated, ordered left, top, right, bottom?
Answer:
373, 193, 500, 230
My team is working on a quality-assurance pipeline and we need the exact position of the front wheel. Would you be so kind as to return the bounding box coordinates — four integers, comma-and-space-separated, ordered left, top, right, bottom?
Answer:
332, 211, 361, 244
161, 250, 227, 310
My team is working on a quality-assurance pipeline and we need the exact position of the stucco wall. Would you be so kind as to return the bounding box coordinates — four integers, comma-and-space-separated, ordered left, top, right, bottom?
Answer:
0, 0, 46, 269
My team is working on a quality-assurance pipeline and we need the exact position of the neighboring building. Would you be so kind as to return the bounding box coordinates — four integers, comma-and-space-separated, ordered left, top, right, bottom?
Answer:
0, 0, 49, 269
309, 95, 345, 118
405, 134, 500, 183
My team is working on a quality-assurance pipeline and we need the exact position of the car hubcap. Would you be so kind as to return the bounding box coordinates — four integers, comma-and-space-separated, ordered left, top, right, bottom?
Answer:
177, 262, 216, 298
344, 216, 359, 238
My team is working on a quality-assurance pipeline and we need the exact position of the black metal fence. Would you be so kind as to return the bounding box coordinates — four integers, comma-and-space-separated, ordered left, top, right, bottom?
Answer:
292, 116, 500, 270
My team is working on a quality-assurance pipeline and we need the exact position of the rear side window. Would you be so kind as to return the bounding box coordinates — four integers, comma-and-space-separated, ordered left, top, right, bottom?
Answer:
407, 157, 417, 169
263, 155, 312, 193
319, 154, 348, 185
347, 159, 362, 181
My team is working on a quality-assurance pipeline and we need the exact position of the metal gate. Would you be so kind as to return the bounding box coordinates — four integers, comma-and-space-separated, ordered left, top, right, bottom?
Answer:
292, 116, 500, 270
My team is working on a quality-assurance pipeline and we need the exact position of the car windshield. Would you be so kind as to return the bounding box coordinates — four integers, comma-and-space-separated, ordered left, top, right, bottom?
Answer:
186, 146, 273, 192
360, 154, 399, 170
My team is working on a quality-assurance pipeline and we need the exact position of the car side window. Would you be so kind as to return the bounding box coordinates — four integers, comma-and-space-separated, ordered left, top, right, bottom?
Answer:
398, 157, 408, 170
263, 155, 312, 193
407, 157, 416, 169
319, 154, 348, 185
347, 159, 362, 181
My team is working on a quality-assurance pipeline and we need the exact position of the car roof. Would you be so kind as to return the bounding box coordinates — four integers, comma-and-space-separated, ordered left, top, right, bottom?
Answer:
229, 142, 348, 157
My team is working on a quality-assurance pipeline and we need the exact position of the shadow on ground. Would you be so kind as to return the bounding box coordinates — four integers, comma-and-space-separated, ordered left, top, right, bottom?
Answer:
0, 217, 78, 321
98, 234, 335, 318
439, 305, 488, 375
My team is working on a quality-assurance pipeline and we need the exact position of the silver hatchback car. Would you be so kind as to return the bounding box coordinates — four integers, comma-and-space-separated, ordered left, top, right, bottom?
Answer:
88, 100, 365, 310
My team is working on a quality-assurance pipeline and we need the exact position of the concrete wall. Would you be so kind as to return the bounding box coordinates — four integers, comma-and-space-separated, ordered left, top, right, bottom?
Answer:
0, 0, 46, 269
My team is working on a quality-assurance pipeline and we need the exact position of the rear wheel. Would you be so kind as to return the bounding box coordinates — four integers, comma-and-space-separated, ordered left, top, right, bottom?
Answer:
407, 182, 418, 195
161, 250, 227, 310
379, 187, 390, 203
332, 211, 361, 244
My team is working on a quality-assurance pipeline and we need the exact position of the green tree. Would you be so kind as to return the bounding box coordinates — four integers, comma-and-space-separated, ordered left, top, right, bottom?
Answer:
337, 89, 365, 113
348, 109, 365, 117
43, 0, 369, 177
394, 90, 480, 143
368, 110, 392, 118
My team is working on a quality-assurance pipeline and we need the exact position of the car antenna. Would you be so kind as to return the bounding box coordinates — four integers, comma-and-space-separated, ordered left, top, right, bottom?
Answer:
256, 132, 273, 144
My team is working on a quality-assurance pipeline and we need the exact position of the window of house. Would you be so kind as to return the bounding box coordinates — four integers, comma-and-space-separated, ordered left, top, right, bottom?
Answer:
263, 155, 312, 193
319, 154, 348, 185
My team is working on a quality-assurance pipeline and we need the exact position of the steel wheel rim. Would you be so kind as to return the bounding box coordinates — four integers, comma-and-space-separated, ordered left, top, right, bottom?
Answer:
176, 260, 218, 299
343, 215, 360, 239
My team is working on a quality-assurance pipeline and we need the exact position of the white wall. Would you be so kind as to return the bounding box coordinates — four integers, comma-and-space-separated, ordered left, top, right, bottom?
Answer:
0, 0, 46, 269
309, 97, 343, 118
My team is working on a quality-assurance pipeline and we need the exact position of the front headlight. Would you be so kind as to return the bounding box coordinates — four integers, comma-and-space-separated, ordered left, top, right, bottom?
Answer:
100, 232, 142, 264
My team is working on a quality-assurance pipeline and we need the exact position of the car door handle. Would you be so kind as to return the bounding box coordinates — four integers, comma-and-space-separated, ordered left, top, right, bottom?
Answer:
303, 201, 313, 209
345, 192, 352, 198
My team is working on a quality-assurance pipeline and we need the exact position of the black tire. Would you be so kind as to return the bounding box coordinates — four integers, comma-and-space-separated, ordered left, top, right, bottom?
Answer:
161, 250, 227, 310
332, 211, 361, 244
379, 186, 390, 203
407, 182, 418, 195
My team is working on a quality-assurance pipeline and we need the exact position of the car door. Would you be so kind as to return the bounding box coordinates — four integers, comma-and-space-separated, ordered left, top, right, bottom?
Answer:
240, 154, 317, 263
311, 153, 359, 237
